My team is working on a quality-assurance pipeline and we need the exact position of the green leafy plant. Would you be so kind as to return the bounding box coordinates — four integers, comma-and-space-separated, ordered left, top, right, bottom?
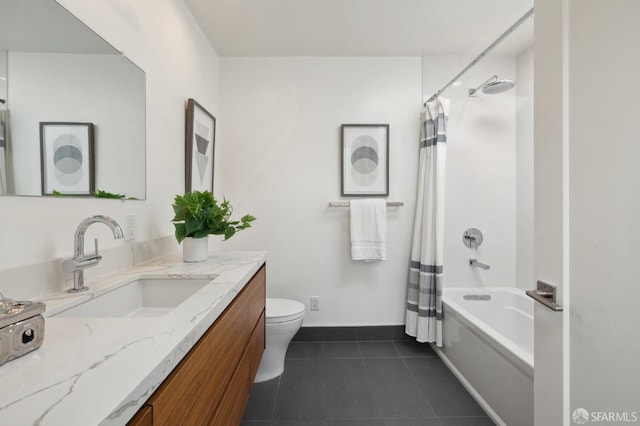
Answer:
171, 190, 256, 243
51, 189, 139, 200
93, 190, 126, 199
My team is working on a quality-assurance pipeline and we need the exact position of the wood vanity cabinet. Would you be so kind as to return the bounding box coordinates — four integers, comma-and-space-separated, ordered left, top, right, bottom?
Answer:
127, 265, 266, 426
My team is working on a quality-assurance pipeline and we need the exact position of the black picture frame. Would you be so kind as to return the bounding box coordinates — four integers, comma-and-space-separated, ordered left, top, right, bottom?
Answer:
341, 124, 389, 196
40, 122, 95, 196
185, 98, 216, 193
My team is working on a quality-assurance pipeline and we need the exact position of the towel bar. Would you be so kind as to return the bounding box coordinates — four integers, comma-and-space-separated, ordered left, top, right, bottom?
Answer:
328, 201, 404, 207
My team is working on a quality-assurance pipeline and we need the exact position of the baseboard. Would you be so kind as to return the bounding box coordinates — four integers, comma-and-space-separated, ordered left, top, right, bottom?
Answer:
293, 325, 410, 342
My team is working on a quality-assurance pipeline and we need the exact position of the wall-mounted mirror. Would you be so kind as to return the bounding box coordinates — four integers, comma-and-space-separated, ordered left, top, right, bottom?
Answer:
0, 0, 146, 199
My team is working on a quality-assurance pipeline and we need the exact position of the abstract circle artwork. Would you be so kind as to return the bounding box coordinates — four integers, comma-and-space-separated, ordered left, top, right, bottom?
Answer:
350, 135, 379, 186
341, 124, 389, 196
40, 122, 94, 195
52, 134, 84, 186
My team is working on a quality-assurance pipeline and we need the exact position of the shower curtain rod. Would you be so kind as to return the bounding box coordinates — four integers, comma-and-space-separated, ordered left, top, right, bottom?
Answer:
424, 7, 534, 105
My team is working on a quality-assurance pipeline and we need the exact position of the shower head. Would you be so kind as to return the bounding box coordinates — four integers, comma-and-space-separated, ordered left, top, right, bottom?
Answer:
482, 79, 515, 94
468, 75, 515, 96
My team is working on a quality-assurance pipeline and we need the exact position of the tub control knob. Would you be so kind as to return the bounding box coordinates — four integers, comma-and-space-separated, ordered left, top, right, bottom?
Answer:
463, 228, 484, 249
22, 329, 35, 344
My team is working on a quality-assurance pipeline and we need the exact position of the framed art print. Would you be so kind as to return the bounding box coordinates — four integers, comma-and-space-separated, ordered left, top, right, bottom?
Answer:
341, 124, 389, 196
40, 122, 95, 196
185, 98, 216, 193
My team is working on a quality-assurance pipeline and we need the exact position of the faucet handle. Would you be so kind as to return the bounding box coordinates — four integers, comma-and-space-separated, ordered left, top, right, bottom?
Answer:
62, 258, 78, 273
91, 238, 103, 262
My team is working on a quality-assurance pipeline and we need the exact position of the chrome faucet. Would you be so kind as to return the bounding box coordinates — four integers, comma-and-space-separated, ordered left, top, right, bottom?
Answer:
62, 215, 124, 293
469, 258, 491, 270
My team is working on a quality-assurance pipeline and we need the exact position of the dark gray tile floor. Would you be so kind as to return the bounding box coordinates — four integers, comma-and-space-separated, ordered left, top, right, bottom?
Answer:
241, 340, 495, 426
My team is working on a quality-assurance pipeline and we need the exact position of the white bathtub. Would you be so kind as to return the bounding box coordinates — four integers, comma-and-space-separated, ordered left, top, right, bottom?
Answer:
438, 287, 533, 426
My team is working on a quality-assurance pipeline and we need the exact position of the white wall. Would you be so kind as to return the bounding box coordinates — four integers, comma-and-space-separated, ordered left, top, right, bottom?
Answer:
423, 56, 517, 289
218, 55, 525, 325
0, 0, 220, 277
219, 57, 422, 326
516, 46, 534, 290
8, 52, 145, 198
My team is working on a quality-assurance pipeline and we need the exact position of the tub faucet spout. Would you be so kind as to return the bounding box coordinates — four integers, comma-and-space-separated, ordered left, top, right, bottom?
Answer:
469, 258, 490, 270
62, 215, 124, 293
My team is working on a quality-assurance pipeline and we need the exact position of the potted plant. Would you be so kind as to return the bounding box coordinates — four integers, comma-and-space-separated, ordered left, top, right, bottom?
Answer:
171, 190, 255, 262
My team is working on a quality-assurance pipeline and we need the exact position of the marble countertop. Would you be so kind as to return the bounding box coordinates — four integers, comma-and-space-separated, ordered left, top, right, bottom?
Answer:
0, 251, 267, 426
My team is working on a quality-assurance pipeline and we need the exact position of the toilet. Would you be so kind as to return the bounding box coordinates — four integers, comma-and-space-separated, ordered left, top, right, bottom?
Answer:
254, 298, 305, 383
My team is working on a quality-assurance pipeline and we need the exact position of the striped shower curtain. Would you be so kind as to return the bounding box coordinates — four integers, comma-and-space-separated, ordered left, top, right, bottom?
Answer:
405, 98, 449, 346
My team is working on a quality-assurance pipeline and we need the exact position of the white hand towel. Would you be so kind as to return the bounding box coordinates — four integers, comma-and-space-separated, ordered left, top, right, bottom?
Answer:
350, 199, 387, 261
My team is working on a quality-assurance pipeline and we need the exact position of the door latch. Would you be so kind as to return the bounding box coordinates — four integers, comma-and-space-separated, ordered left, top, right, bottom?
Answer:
526, 281, 563, 311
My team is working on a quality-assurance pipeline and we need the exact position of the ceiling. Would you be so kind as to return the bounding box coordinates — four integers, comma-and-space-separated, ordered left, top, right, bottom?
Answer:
184, 0, 533, 57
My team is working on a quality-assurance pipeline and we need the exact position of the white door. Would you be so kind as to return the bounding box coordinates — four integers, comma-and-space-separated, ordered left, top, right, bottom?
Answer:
534, 1, 640, 425
533, 0, 566, 424
567, 0, 640, 423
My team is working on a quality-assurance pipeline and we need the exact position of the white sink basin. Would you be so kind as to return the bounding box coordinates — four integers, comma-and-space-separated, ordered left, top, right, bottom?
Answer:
54, 278, 213, 318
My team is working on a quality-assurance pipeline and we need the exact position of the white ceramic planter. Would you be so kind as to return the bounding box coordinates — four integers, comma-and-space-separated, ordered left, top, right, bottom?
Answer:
182, 237, 208, 262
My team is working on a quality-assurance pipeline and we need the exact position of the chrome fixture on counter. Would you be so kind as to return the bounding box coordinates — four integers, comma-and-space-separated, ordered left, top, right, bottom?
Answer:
62, 215, 124, 293
469, 258, 491, 270
0, 297, 46, 365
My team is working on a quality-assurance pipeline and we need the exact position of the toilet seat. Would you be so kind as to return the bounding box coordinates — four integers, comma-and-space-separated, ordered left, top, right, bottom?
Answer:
266, 298, 305, 324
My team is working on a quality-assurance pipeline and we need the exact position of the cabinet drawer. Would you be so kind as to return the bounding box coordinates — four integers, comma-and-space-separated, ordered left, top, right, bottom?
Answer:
249, 312, 265, 382
145, 267, 265, 425
209, 311, 265, 425
245, 265, 266, 328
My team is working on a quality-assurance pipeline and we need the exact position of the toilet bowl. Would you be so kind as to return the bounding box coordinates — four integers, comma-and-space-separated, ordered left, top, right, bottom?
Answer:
254, 298, 305, 383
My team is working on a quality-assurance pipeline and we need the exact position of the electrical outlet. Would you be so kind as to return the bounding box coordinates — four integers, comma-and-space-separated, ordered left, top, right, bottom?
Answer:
124, 214, 136, 242
310, 296, 320, 311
